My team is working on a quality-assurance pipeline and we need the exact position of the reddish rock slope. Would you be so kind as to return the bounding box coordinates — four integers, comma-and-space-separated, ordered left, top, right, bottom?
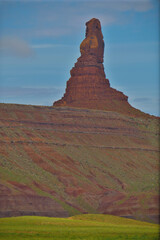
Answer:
0, 103, 159, 223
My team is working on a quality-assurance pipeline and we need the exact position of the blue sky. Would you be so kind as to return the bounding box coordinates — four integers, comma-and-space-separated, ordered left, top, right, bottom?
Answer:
0, 0, 159, 116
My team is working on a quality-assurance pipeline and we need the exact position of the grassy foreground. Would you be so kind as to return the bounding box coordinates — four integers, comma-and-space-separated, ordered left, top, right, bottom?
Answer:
0, 214, 159, 240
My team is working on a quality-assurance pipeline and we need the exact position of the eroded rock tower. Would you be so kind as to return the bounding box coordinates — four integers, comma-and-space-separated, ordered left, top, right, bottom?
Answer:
53, 18, 134, 113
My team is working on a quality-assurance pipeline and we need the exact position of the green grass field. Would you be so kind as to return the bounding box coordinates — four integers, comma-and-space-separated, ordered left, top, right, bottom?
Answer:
0, 214, 159, 240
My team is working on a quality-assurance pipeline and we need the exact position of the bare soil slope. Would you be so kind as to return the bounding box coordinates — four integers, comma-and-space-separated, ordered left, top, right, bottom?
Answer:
0, 103, 159, 223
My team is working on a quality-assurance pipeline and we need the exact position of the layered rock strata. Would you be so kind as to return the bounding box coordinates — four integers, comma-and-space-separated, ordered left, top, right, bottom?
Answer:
0, 103, 159, 222
53, 18, 132, 113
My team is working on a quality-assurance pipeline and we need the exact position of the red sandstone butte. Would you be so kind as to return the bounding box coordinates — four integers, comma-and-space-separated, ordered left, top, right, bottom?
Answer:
53, 18, 135, 114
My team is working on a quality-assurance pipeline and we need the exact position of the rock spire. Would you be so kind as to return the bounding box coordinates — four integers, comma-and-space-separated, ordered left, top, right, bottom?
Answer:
53, 18, 133, 113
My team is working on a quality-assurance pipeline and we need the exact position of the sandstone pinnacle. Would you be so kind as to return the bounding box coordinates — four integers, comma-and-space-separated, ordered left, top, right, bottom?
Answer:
53, 18, 136, 114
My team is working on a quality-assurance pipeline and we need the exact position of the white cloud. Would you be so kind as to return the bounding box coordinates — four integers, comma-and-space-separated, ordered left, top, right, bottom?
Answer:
0, 36, 34, 58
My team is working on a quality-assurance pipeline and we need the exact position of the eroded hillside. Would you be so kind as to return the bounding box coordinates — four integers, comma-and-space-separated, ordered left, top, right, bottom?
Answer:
0, 103, 159, 223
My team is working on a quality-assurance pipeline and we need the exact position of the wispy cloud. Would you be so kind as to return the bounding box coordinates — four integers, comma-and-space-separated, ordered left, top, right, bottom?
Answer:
0, 86, 64, 106
32, 43, 71, 48
0, 0, 154, 40
0, 87, 64, 106
87, 0, 153, 13
0, 87, 62, 97
2, 0, 153, 12
133, 97, 150, 103
25, 0, 154, 38
34, 28, 72, 38
0, 36, 34, 58
32, 44, 56, 49
130, 96, 159, 116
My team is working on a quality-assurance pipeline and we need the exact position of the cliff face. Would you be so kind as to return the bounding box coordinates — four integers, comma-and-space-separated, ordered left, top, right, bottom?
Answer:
53, 18, 134, 114
0, 103, 159, 223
